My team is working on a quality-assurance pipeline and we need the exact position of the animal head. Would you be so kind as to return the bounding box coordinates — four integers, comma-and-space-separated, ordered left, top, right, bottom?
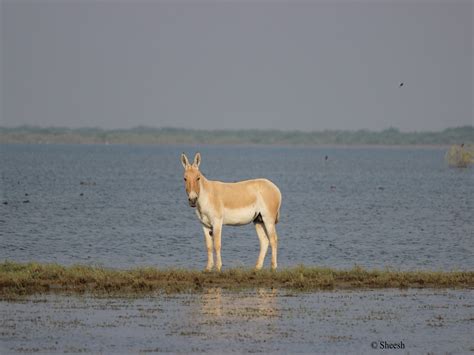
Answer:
180, 152, 202, 208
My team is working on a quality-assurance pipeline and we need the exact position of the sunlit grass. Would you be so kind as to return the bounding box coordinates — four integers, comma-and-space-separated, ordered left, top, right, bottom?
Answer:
0, 261, 472, 297
446, 144, 474, 168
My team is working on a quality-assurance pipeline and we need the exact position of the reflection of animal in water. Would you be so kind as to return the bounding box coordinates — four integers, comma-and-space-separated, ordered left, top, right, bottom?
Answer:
200, 287, 278, 319
181, 153, 282, 271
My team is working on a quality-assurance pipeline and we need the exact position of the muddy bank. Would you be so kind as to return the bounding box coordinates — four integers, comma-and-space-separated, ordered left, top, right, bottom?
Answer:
1, 288, 472, 353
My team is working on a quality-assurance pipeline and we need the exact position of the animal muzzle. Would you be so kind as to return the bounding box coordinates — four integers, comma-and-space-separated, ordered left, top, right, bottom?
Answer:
188, 194, 198, 207
188, 198, 197, 207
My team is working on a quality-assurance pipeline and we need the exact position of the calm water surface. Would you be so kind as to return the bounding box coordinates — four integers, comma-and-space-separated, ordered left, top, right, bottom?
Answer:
1, 144, 472, 270
1, 289, 472, 353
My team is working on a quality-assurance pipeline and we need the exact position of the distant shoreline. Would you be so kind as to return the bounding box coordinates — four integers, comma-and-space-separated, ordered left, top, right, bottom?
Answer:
0, 141, 455, 150
1, 126, 472, 146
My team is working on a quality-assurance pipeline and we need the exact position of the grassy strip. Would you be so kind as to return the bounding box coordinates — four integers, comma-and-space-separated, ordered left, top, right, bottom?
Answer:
1, 261, 473, 297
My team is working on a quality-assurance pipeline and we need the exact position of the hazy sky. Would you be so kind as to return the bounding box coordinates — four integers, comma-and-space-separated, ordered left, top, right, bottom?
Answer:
2, 0, 473, 131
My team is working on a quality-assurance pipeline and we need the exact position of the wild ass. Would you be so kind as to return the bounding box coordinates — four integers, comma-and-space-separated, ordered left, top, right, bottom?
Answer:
181, 153, 282, 271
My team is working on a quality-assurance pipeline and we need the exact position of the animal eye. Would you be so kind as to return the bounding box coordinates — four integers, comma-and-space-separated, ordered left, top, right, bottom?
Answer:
197, 177, 201, 181
184, 177, 187, 181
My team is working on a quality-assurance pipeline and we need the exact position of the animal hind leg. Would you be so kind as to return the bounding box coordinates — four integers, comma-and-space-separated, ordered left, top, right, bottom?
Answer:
254, 222, 269, 270
262, 217, 278, 270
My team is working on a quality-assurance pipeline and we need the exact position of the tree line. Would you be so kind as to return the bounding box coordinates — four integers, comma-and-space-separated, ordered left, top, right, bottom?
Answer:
1, 125, 472, 146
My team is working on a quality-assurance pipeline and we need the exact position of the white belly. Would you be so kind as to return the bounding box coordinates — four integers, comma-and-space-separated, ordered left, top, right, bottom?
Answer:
223, 206, 256, 226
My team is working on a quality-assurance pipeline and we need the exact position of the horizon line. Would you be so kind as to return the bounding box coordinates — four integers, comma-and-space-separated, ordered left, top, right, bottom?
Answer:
1, 124, 472, 134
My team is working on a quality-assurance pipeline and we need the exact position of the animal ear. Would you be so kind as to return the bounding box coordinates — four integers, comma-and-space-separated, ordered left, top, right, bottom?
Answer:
193, 152, 201, 167
181, 153, 190, 168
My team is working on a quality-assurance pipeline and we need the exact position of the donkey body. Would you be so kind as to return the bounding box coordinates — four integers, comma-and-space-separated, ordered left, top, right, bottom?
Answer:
181, 153, 281, 271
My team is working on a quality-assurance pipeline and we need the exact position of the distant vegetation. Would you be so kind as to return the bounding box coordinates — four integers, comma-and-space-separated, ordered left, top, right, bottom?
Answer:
445, 144, 474, 168
1, 261, 473, 297
0, 125, 473, 146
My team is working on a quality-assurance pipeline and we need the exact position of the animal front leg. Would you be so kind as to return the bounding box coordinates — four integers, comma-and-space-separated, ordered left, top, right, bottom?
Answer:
203, 226, 214, 271
212, 221, 223, 272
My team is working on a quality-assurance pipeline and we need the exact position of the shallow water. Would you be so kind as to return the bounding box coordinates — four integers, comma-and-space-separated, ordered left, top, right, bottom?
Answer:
1, 144, 473, 270
1, 289, 472, 353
